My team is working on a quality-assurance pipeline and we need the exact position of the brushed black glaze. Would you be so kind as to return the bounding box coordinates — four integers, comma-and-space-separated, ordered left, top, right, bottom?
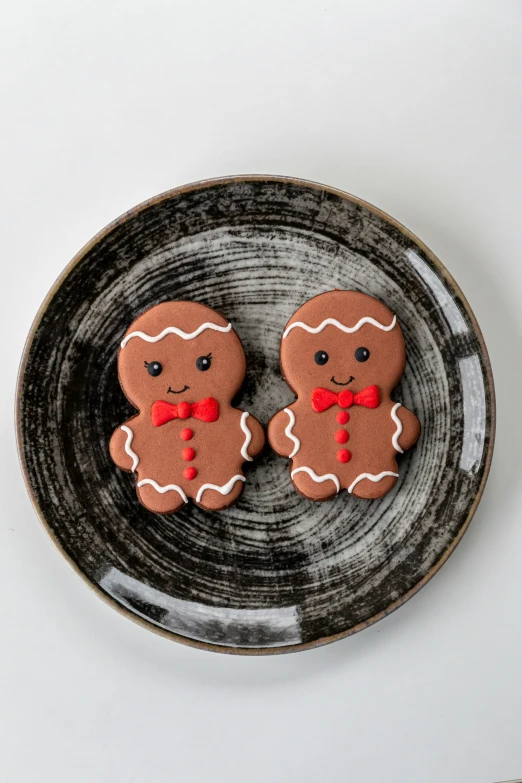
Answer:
18, 178, 494, 652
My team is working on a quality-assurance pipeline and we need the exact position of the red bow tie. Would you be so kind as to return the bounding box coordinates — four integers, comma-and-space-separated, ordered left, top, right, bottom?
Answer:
151, 397, 219, 427
311, 385, 380, 413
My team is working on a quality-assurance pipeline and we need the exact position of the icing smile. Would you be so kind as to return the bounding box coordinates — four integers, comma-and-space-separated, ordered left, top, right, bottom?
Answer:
167, 385, 190, 395
330, 375, 354, 386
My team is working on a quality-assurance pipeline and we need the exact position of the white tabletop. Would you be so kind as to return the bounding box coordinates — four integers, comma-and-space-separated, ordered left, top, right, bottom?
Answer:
2, 2, 520, 781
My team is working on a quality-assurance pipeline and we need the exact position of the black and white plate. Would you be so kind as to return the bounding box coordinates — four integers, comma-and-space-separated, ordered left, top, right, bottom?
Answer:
17, 176, 495, 654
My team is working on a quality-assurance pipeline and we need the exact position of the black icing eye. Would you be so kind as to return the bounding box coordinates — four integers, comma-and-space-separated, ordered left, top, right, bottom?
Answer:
196, 354, 212, 372
145, 361, 162, 376
314, 350, 329, 366
354, 347, 370, 362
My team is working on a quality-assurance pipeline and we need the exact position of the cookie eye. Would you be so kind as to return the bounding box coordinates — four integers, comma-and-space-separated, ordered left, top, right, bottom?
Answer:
196, 354, 212, 371
354, 347, 370, 362
145, 361, 162, 376
314, 350, 329, 365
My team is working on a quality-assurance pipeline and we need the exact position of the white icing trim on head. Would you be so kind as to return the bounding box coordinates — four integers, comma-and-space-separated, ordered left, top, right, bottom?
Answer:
391, 403, 404, 453
121, 321, 232, 348
240, 412, 253, 461
137, 478, 188, 504
284, 408, 300, 458
291, 466, 340, 493
120, 425, 139, 472
283, 314, 397, 339
347, 471, 399, 494
196, 475, 246, 503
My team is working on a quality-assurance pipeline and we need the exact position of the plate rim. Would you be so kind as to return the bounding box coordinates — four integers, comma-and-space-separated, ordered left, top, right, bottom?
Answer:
15, 174, 496, 655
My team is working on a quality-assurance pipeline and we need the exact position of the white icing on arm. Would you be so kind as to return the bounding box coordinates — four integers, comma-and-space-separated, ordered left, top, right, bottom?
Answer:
391, 402, 404, 453
283, 315, 396, 339
196, 475, 246, 503
121, 321, 232, 348
120, 425, 139, 472
240, 412, 253, 461
347, 471, 399, 494
283, 408, 300, 458
291, 466, 340, 493
137, 478, 188, 503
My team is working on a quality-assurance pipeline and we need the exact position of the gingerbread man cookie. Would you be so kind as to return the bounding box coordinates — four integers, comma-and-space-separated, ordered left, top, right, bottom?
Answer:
110, 301, 265, 513
268, 291, 420, 500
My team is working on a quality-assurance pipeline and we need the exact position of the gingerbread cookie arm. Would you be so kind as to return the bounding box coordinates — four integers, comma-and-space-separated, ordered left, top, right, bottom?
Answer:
109, 421, 139, 472
393, 404, 421, 453
239, 411, 265, 461
267, 406, 300, 458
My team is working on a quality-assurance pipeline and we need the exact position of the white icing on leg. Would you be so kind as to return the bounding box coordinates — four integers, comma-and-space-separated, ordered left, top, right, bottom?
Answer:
391, 402, 404, 453
291, 466, 340, 493
239, 411, 253, 461
137, 478, 188, 504
347, 471, 399, 494
283, 315, 396, 339
284, 408, 300, 458
121, 425, 139, 472
121, 321, 232, 348
196, 475, 246, 503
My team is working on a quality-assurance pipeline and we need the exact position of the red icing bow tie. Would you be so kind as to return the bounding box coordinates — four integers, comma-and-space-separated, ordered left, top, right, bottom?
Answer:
151, 397, 219, 427
311, 385, 380, 413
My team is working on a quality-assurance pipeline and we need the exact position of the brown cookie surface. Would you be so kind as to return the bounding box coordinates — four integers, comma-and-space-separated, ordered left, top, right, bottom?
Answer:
110, 301, 265, 513
268, 290, 420, 500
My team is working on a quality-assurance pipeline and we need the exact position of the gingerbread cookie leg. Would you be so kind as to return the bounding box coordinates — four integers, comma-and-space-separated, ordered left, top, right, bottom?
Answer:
348, 472, 398, 500
137, 481, 187, 514
195, 474, 246, 511
291, 466, 339, 502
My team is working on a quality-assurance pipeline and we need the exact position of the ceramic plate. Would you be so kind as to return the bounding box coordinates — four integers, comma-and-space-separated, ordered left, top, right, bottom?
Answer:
17, 176, 495, 654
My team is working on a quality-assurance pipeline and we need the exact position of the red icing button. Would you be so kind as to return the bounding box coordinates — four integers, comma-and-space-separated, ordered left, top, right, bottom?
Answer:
183, 467, 198, 480
336, 411, 350, 424
177, 401, 191, 419
180, 428, 194, 441
335, 429, 349, 444
182, 447, 196, 461
337, 449, 351, 463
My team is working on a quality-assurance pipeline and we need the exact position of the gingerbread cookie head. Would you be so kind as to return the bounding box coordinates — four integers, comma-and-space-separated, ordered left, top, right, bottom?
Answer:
280, 290, 405, 398
118, 301, 246, 410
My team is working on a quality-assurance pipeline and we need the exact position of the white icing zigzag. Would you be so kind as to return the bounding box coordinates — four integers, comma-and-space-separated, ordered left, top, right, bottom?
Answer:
391, 402, 404, 453
284, 408, 300, 458
291, 466, 340, 493
347, 471, 399, 494
137, 478, 188, 504
121, 321, 232, 348
240, 412, 253, 461
283, 315, 397, 339
196, 475, 246, 503
120, 425, 139, 472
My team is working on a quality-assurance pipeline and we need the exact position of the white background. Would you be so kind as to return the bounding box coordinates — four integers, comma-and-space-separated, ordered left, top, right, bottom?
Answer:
1, 2, 521, 781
